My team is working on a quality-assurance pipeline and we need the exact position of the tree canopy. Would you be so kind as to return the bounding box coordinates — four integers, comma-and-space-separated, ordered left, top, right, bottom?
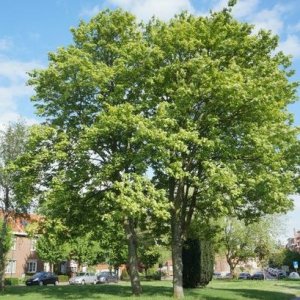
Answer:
17, 5, 300, 299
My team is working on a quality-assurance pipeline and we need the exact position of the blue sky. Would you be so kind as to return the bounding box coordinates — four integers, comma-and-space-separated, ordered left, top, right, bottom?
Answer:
0, 0, 299, 240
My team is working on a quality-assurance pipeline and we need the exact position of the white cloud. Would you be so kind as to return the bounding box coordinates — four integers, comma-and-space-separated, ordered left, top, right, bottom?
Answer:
211, 0, 259, 18
0, 58, 42, 126
0, 60, 40, 83
80, 5, 101, 17
231, 0, 259, 18
81, 0, 195, 20
278, 34, 300, 59
250, 4, 288, 35
211, 1, 290, 36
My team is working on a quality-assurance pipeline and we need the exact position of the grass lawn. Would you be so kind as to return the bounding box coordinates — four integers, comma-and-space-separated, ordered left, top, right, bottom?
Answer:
0, 280, 299, 300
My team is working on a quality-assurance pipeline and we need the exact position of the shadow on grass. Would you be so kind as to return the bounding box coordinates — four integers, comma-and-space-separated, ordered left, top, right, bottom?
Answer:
187, 287, 296, 300
1, 283, 173, 299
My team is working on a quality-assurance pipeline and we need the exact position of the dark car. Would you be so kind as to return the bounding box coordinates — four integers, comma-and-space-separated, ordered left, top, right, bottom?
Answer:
97, 271, 118, 283
213, 272, 222, 279
251, 272, 265, 280
26, 272, 59, 286
238, 272, 251, 280
277, 271, 286, 279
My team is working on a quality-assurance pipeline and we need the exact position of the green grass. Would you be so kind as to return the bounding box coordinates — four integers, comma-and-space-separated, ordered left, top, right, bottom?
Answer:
0, 280, 299, 300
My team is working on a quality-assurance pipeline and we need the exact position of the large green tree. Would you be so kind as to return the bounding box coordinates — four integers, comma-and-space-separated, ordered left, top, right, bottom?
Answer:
0, 122, 28, 290
20, 3, 299, 299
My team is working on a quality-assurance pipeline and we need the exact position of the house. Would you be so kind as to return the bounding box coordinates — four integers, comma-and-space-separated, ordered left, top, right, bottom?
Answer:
4, 214, 44, 278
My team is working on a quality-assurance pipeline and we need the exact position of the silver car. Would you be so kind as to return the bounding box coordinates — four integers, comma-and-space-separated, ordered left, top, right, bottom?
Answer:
69, 272, 97, 285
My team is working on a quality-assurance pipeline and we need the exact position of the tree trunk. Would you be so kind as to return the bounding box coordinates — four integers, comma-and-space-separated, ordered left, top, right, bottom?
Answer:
124, 217, 141, 296
171, 209, 184, 299
226, 256, 236, 277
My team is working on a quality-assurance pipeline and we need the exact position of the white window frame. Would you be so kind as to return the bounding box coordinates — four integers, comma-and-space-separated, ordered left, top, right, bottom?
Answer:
27, 260, 37, 273
5, 260, 16, 274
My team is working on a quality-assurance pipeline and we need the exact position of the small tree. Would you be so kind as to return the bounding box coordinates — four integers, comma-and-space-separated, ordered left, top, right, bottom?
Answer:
139, 245, 161, 276
32, 220, 70, 272
0, 122, 28, 290
219, 217, 280, 275
0, 221, 12, 288
69, 234, 101, 271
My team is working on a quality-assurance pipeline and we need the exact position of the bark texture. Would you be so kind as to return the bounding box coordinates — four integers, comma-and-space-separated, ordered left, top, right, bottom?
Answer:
125, 217, 141, 296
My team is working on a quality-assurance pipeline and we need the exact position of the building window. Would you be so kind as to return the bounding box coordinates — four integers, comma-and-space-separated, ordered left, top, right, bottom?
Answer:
27, 260, 37, 273
11, 237, 17, 250
30, 238, 37, 251
5, 260, 16, 274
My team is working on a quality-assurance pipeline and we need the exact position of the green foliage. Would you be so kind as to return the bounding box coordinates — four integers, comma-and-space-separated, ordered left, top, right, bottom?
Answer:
0, 220, 12, 257
69, 233, 101, 269
182, 239, 214, 288
0, 122, 30, 211
145, 267, 162, 280
18, 6, 300, 298
199, 241, 214, 287
282, 249, 300, 270
268, 245, 286, 268
219, 216, 281, 274
34, 220, 70, 267
182, 239, 200, 288
58, 275, 69, 282
4, 278, 19, 286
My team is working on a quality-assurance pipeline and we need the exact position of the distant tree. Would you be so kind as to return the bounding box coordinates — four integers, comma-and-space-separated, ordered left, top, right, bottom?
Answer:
268, 245, 286, 268
69, 233, 101, 272
0, 122, 28, 290
32, 219, 70, 272
282, 249, 300, 271
219, 217, 280, 275
0, 220, 12, 288
139, 245, 161, 276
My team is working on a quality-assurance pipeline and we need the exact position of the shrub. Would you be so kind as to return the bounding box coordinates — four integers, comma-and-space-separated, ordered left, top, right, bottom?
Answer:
182, 239, 214, 288
4, 277, 19, 286
58, 275, 69, 282
145, 267, 162, 280
199, 240, 214, 286
182, 239, 201, 288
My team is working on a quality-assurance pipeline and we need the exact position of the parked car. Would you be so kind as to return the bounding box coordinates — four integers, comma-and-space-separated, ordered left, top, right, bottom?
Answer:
238, 272, 251, 280
277, 271, 286, 279
97, 271, 118, 283
26, 272, 58, 286
69, 272, 97, 285
224, 272, 233, 279
251, 272, 265, 280
213, 272, 222, 279
289, 272, 300, 279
